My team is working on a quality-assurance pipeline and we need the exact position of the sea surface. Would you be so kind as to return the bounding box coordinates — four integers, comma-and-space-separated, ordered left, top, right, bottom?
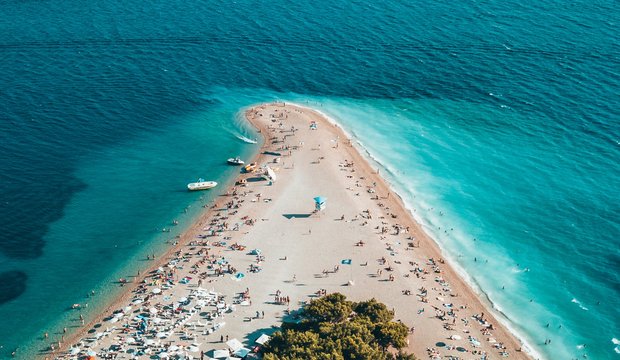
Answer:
0, 0, 618, 358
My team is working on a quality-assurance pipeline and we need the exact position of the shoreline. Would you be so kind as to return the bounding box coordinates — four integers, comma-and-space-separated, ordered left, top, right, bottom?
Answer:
42, 108, 269, 359
51, 102, 534, 360
293, 103, 542, 359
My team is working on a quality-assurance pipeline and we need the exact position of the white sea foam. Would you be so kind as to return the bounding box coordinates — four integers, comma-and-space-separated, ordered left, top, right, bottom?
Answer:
612, 338, 620, 353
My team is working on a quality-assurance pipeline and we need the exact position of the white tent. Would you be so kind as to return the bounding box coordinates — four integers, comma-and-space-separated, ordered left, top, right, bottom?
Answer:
266, 166, 277, 182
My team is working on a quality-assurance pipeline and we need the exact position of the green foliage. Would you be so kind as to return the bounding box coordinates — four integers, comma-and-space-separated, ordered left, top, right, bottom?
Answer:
392, 351, 417, 360
373, 321, 410, 350
304, 292, 352, 323
262, 293, 415, 360
354, 298, 394, 323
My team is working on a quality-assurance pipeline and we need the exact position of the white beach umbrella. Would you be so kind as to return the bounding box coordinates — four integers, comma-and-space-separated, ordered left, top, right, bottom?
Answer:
150, 307, 159, 314
70, 347, 80, 355
126, 337, 136, 344
226, 338, 243, 352
188, 345, 200, 353
255, 334, 270, 345
169, 345, 179, 352
212, 349, 229, 358
152, 288, 162, 294
451, 334, 462, 340
158, 351, 169, 358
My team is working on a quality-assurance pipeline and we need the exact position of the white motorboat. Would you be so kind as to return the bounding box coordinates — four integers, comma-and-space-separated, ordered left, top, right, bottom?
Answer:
227, 157, 245, 165
187, 179, 217, 191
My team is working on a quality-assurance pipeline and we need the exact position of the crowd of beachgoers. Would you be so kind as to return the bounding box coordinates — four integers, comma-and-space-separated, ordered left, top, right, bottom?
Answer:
48, 103, 528, 360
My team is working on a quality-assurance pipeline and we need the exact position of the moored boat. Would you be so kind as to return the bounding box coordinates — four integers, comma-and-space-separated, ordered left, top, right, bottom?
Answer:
227, 157, 245, 165
187, 178, 217, 191
243, 162, 258, 172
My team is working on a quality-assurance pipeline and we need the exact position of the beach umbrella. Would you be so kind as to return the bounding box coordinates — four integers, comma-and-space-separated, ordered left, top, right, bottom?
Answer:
212, 349, 229, 358
152, 288, 162, 294
150, 307, 158, 314
313, 196, 327, 211
226, 338, 243, 352
451, 334, 462, 340
87, 350, 97, 356
126, 336, 136, 344
169, 345, 179, 352
70, 347, 80, 355
188, 345, 200, 353
255, 334, 270, 345
145, 339, 156, 345
234, 348, 251, 357
179, 297, 188, 303
313, 196, 327, 204
158, 351, 169, 358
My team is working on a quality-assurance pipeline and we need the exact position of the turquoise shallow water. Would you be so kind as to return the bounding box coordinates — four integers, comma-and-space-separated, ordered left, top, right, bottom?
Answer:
0, 0, 619, 358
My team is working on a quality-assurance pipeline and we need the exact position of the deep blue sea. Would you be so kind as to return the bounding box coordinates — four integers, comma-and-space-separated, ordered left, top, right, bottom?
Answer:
0, 0, 618, 358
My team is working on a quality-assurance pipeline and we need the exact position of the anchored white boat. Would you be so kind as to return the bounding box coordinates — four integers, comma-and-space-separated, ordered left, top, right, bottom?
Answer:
227, 157, 245, 165
187, 178, 217, 191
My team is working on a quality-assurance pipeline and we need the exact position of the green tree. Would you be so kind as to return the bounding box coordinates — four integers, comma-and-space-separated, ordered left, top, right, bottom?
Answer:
354, 298, 394, 323
373, 321, 410, 351
303, 293, 352, 323
392, 351, 417, 360
262, 293, 415, 359
263, 329, 321, 358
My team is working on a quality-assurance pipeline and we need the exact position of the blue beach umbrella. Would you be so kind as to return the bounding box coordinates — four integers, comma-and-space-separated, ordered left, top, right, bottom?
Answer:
314, 196, 327, 211
313, 196, 327, 204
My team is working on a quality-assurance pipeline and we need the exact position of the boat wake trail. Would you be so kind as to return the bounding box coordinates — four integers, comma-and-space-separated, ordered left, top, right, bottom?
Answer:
571, 298, 589, 311
234, 134, 257, 144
